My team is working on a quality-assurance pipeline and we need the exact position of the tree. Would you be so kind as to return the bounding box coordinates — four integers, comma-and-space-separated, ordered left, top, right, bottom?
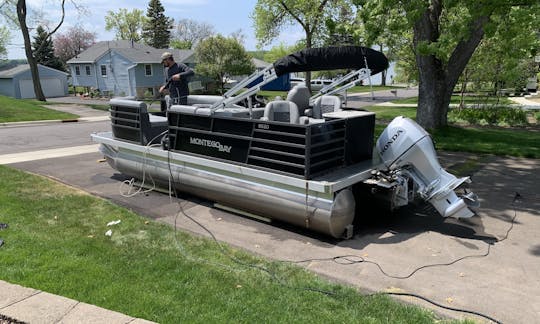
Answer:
357, 0, 540, 129
263, 42, 303, 63
8, 0, 71, 101
32, 25, 64, 71
53, 25, 97, 66
0, 26, 9, 59
461, 9, 540, 99
195, 35, 255, 94
171, 18, 214, 50
142, 0, 172, 48
105, 8, 146, 42
252, 0, 350, 91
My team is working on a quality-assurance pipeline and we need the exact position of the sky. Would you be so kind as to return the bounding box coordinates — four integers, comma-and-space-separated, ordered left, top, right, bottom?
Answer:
5, 0, 305, 59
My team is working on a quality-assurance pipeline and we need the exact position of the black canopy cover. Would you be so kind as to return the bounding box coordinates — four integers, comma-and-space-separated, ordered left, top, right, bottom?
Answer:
273, 46, 388, 77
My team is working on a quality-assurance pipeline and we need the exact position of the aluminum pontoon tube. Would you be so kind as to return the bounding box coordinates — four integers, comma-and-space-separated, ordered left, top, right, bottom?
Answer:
101, 144, 355, 238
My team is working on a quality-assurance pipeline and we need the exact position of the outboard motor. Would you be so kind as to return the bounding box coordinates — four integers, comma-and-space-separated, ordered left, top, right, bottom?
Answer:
375, 116, 478, 218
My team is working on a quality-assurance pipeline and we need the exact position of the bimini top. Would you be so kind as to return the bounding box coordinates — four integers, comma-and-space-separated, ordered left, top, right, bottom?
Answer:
273, 46, 388, 76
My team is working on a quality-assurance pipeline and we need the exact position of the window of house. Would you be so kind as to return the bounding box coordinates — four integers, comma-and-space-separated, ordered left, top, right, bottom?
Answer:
145, 64, 152, 76
85, 65, 91, 76
100, 65, 107, 77
75, 66, 80, 76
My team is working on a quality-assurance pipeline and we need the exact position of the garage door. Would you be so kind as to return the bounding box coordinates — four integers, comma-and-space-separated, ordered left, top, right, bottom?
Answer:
19, 78, 65, 99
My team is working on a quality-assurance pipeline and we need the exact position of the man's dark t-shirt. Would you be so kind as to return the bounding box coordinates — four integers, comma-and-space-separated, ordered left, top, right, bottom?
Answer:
166, 62, 194, 104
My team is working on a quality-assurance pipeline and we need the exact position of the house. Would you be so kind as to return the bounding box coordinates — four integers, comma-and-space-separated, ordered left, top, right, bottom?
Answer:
252, 57, 271, 72
67, 40, 196, 98
0, 64, 68, 99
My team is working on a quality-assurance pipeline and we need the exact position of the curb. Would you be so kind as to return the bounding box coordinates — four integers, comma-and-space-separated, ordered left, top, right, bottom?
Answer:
0, 280, 156, 324
0, 116, 109, 128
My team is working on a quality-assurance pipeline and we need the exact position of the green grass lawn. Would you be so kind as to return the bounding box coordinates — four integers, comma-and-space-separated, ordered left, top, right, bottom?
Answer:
431, 126, 540, 158
392, 96, 513, 105
368, 106, 418, 120
0, 166, 450, 324
257, 90, 289, 100
86, 103, 110, 111
0, 95, 78, 123
348, 85, 402, 93
367, 102, 539, 159
374, 123, 539, 158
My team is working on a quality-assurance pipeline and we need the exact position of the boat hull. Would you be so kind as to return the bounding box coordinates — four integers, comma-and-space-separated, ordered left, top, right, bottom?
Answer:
96, 133, 360, 238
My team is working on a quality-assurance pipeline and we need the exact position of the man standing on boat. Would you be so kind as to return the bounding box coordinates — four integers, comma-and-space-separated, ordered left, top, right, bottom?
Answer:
159, 52, 194, 105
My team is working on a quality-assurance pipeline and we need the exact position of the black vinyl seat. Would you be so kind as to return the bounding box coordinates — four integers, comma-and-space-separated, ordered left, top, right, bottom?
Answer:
109, 99, 168, 145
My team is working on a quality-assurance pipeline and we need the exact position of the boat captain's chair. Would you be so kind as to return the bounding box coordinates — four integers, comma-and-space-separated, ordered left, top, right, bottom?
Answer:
311, 95, 342, 118
260, 100, 300, 124
109, 98, 168, 145
286, 84, 310, 115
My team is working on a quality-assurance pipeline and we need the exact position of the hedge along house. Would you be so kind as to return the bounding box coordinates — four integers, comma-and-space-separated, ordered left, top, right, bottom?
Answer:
66, 40, 192, 98
0, 64, 68, 99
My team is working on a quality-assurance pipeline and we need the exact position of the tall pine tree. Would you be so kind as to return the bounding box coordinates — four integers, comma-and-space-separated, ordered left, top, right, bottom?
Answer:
142, 0, 172, 49
32, 25, 64, 71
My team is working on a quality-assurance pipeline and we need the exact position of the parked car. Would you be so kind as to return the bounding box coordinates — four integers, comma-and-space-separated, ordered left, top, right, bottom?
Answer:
310, 79, 333, 91
290, 77, 305, 88
526, 77, 537, 93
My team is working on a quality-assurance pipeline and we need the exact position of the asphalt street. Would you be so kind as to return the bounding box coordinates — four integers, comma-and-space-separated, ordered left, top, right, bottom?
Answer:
1, 100, 539, 323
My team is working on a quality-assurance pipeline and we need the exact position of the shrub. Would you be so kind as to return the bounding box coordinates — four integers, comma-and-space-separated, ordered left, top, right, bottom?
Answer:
448, 106, 528, 127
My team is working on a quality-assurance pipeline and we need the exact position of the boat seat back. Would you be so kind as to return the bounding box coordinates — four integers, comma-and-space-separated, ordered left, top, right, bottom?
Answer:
312, 95, 342, 118
169, 105, 212, 116
109, 98, 167, 145
187, 95, 224, 105
286, 84, 310, 114
260, 100, 299, 124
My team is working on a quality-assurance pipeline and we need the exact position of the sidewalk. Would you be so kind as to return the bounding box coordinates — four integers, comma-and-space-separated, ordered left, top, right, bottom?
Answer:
345, 87, 419, 109
509, 96, 540, 110
0, 280, 155, 324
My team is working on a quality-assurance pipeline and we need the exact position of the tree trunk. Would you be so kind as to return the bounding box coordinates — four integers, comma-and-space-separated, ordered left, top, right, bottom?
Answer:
459, 68, 468, 110
413, 1, 445, 129
17, 0, 46, 101
304, 30, 312, 93
416, 59, 451, 129
379, 44, 386, 86
413, 1, 488, 129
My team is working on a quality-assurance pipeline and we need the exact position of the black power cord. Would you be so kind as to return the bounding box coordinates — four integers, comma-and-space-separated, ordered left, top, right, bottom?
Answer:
380, 292, 502, 324
160, 144, 520, 323
291, 192, 521, 275
165, 146, 335, 296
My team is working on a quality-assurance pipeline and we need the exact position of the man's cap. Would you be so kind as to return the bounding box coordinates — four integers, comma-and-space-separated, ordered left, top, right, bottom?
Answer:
161, 52, 173, 61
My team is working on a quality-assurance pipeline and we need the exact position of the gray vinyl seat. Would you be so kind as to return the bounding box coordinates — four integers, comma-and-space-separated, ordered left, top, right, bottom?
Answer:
286, 84, 310, 114
312, 95, 342, 118
260, 100, 300, 124
187, 95, 224, 105
169, 105, 265, 119
169, 105, 211, 116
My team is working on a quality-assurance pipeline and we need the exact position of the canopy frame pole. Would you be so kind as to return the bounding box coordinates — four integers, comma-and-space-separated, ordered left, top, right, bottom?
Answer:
310, 68, 371, 103
210, 66, 278, 113
364, 56, 375, 100
309, 68, 371, 105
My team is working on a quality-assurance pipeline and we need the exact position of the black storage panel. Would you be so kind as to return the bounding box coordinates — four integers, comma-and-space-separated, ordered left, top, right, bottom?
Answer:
167, 111, 373, 179
110, 105, 142, 144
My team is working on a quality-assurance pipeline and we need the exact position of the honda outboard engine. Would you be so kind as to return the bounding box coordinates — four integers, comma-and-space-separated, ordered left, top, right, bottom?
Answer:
374, 116, 477, 218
